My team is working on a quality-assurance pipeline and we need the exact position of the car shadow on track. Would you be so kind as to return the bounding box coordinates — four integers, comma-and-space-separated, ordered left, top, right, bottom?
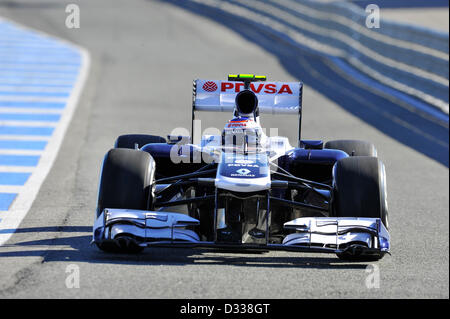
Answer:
163, 0, 449, 167
0, 226, 369, 269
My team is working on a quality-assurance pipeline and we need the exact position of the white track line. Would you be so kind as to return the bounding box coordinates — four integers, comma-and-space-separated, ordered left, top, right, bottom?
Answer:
0, 121, 57, 127
0, 134, 50, 141
0, 17, 91, 245
0, 149, 43, 155
0, 86, 72, 93
0, 96, 67, 102
0, 107, 63, 114
0, 166, 35, 172
0, 186, 23, 193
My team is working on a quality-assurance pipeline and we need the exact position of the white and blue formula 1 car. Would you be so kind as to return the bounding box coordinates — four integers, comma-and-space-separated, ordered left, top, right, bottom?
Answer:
92, 74, 390, 261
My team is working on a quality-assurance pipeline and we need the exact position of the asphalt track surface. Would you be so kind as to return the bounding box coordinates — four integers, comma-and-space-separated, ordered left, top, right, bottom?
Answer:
0, 0, 448, 298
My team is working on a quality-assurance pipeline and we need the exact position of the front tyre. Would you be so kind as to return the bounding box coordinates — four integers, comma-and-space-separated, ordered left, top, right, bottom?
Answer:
332, 156, 388, 261
325, 139, 377, 157
95, 148, 155, 253
114, 134, 166, 149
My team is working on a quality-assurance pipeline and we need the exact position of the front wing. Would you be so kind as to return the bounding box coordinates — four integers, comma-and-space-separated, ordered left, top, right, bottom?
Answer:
93, 208, 390, 258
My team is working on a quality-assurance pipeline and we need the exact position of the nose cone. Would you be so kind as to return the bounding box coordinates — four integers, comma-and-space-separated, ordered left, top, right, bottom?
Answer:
235, 89, 258, 115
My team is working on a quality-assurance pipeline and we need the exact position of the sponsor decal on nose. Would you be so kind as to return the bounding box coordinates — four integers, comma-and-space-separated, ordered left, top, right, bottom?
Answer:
236, 168, 251, 175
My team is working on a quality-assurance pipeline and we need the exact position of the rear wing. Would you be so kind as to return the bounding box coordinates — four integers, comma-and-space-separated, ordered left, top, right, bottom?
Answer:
191, 76, 304, 146
193, 79, 303, 114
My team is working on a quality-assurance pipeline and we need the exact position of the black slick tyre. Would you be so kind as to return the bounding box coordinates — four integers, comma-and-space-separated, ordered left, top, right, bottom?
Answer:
332, 156, 388, 261
96, 148, 155, 253
325, 139, 377, 157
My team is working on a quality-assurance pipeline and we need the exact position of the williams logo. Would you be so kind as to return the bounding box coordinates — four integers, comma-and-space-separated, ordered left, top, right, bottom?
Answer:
236, 168, 251, 175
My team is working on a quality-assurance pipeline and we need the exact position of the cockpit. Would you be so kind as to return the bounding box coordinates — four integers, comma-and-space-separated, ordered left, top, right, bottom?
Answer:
222, 89, 267, 153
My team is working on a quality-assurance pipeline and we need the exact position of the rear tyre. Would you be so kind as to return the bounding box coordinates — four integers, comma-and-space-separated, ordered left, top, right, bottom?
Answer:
325, 139, 377, 157
96, 148, 155, 253
332, 156, 388, 261
114, 134, 166, 149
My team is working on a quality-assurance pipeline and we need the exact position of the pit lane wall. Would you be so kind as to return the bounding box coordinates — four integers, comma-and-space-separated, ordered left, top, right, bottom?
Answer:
187, 0, 449, 117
